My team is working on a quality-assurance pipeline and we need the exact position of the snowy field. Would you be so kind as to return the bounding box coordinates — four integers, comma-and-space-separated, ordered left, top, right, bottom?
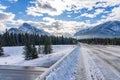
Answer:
0, 45, 76, 67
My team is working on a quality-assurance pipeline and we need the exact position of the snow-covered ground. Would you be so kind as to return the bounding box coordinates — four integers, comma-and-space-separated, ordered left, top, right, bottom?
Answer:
0, 45, 76, 67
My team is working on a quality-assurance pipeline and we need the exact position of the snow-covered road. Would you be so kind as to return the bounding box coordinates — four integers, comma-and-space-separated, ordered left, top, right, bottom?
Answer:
76, 44, 120, 80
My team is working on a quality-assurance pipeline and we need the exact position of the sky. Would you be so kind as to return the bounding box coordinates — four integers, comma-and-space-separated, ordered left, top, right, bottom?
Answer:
0, 0, 120, 36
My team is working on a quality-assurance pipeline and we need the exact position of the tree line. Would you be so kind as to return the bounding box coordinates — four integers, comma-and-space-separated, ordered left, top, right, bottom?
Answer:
0, 32, 76, 46
0, 32, 76, 60
23, 36, 52, 60
79, 38, 120, 45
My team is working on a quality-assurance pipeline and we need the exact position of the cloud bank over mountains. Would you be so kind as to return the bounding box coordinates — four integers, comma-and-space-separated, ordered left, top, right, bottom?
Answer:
0, 0, 120, 36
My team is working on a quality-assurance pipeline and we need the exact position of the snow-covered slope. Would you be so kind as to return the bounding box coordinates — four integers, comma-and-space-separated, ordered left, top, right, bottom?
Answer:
74, 21, 120, 38
8, 28, 23, 34
8, 23, 50, 35
74, 27, 93, 36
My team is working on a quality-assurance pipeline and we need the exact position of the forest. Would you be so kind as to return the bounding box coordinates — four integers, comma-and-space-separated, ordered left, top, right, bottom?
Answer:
79, 38, 120, 45
0, 31, 76, 47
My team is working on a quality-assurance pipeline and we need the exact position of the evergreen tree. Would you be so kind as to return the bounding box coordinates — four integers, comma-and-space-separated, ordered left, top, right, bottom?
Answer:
23, 41, 32, 60
2, 29, 9, 46
44, 37, 52, 54
23, 40, 38, 60
31, 44, 38, 59
1, 32, 76, 46
38, 44, 43, 54
0, 41, 3, 56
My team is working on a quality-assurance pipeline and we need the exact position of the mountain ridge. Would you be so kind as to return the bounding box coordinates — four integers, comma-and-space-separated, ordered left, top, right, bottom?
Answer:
74, 21, 120, 39
8, 23, 50, 35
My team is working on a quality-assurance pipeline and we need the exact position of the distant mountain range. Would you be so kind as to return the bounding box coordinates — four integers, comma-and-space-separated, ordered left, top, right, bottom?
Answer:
8, 23, 50, 35
74, 21, 120, 39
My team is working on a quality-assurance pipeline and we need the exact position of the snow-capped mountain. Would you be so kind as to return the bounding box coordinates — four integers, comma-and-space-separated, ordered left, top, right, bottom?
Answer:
8, 23, 50, 35
74, 21, 120, 39
19, 23, 49, 35
74, 27, 93, 36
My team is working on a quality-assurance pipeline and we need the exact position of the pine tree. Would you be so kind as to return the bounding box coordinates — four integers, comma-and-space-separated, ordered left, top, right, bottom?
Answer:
44, 37, 52, 54
48, 37, 52, 53
23, 40, 38, 60
2, 29, 9, 46
31, 44, 38, 59
23, 41, 32, 60
0, 41, 3, 56
38, 44, 43, 54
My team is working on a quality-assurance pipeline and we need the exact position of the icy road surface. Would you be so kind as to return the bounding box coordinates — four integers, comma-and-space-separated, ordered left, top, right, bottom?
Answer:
76, 44, 120, 80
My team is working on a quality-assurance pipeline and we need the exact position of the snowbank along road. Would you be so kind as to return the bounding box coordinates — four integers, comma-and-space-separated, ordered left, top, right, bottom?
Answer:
76, 43, 120, 80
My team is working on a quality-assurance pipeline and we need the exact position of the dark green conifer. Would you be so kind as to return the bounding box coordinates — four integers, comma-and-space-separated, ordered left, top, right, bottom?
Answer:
44, 37, 52, 54
0, 41, 3, 56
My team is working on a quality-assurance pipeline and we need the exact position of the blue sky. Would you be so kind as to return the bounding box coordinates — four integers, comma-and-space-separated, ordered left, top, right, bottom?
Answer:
0, 0, 120, 36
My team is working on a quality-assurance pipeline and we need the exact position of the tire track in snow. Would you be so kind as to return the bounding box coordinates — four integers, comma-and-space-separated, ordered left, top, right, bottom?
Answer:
75, 50, 86, 80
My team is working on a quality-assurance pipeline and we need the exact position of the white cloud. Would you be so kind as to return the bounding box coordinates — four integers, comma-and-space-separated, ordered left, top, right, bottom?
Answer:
67, 15, 71, 17
95, 0, 120, 8
98, 6, 120, 23
42, 17, 55, 23
81, 13, 95, 18
0, 16, 101, 36
0, 4, 7, 10
0, 23, 7, 31
26, 7, 43, 17
27, 0, 120, 17
40, 17, 93, 36
109, 6, 120, 20
0, 14, 104, 36
95, 2, 107, 8
0, 11, 15, 29
1, 0, 120, 36
0, 11, 15, 22
26, 0, 97, 16
10, 17, 89, 36
95, 9, 104, 14
0, 4, 15, 31
81, 9, 104, 18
